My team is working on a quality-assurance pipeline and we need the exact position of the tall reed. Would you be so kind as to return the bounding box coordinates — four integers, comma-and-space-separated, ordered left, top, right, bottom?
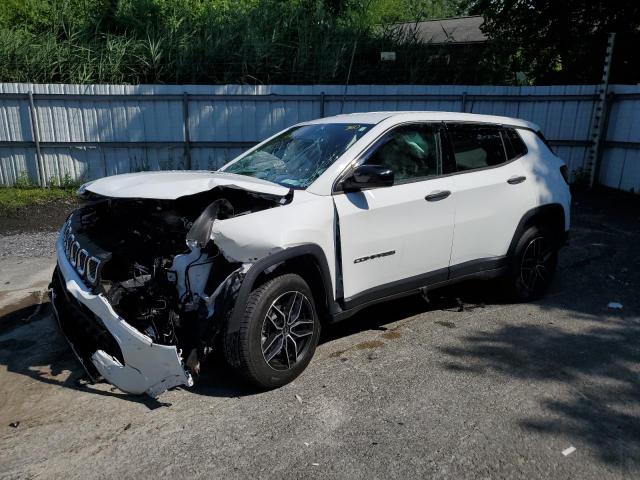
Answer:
0, 0, 497, 85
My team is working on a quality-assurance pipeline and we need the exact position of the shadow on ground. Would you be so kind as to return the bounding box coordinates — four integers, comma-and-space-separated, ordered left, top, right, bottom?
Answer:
438, 189, 640, 468
439, 310, 640, 466
0, 302, 182, 410
0, 273, 498, 413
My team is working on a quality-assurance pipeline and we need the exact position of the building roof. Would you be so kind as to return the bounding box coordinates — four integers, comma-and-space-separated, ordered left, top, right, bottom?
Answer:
392, 15, 487, 45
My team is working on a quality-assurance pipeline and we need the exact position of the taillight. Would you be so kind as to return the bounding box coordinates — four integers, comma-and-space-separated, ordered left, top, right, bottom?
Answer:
560, 165, 570, 185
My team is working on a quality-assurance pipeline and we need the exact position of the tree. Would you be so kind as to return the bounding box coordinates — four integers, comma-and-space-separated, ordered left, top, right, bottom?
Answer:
465, 0, 640, 84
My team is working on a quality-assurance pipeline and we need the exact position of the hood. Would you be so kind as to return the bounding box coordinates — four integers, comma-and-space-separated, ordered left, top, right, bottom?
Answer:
85, 171, 290, 200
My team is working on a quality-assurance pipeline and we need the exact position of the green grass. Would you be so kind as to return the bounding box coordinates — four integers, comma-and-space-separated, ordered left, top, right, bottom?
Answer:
0, 187, 76, 213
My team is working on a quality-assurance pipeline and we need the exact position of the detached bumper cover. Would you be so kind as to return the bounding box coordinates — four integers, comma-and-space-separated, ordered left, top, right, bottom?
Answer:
51, 233, 193, 397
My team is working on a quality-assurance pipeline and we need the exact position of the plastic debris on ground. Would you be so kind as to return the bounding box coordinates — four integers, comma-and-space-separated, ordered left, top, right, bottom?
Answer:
295, 394, 303, 404
607, 302, 623, 309
562, 446, 576, 456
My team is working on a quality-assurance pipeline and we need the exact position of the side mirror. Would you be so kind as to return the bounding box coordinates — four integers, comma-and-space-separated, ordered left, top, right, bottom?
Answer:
342, 164, 394, 191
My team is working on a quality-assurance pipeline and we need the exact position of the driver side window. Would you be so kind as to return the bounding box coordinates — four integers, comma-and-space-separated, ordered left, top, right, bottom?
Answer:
364, 124, 443, 183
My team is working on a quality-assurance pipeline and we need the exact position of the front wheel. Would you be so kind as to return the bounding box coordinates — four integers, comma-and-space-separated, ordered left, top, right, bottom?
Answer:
223, 273, 320, 389
503, 225, 559, 301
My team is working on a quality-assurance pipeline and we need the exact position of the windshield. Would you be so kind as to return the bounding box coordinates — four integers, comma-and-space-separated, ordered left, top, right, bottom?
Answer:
222, 123, 372, 188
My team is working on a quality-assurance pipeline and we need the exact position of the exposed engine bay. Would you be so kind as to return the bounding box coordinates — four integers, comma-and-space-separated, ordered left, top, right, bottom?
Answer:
55, 185, 289, 393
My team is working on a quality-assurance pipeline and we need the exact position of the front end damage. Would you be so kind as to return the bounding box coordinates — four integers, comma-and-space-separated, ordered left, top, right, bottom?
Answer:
50, 184, 289, 397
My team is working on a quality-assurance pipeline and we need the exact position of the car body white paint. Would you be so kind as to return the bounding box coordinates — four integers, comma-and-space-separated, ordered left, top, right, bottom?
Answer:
519, 129, 572, 227
210, 190, 337, 290
85, 170, 290, 199
54, 111, 571, 396
334, 177, 455, 299
448, 137, 536, 265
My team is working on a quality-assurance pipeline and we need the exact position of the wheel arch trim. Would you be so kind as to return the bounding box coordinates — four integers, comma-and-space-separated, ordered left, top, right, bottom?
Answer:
507, 203, 567, 258
227, 244, 336, 335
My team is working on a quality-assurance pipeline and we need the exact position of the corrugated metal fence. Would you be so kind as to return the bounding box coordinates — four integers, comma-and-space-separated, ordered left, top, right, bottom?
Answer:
1, 83, 639, 191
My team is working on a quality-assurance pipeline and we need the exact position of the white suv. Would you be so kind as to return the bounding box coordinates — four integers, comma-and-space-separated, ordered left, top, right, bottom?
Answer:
50, 112, 571, 396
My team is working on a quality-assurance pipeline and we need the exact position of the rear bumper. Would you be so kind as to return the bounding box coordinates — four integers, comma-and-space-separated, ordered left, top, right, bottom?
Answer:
50, 231, 193, 397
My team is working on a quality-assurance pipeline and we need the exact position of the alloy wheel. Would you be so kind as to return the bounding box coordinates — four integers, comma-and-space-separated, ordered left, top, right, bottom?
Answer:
261, 291, 315, 371
520, 236, 554, 292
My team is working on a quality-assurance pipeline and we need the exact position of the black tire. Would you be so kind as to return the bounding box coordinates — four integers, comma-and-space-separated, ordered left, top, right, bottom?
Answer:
223, 273, 320, 389
503, 225, 558, 302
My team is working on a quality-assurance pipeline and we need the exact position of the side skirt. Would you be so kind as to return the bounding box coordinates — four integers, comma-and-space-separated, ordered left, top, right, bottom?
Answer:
330, 256, 507, 323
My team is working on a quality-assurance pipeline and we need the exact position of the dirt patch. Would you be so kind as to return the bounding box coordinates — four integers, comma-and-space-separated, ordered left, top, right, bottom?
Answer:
0, 198, 78, 234
329, 336, 394, 358
329, 339, 386, 357
381, 330, 401, 340
355, 340, 385, 350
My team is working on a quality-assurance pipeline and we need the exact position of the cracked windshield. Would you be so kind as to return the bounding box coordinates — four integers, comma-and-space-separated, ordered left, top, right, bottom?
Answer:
222, 123, 372, 188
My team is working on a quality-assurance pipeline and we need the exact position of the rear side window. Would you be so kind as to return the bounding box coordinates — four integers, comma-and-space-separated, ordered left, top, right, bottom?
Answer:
446, 124, 507, 171
502, 128, 528, 160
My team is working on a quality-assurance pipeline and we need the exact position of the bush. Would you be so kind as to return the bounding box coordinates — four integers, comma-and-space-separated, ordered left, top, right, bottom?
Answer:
0, 0, 483, 85
14, 171, 34, 189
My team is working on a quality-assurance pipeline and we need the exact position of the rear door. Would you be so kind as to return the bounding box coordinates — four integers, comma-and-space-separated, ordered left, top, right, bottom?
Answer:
445, 123, 535, 272
333, 123, 457, 304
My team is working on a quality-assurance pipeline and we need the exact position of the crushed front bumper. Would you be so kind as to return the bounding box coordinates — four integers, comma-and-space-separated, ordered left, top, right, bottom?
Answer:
50, 233, 193, 397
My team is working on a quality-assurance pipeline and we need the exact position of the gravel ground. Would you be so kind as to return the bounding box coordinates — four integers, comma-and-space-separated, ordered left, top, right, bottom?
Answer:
0, 189, 639, 479
0, 231, 58, 257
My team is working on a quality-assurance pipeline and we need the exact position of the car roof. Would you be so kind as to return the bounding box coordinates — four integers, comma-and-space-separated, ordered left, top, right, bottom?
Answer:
304, 111, 540, 131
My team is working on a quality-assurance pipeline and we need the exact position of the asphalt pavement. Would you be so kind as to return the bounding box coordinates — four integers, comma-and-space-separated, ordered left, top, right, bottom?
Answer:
0, 189, 638, 479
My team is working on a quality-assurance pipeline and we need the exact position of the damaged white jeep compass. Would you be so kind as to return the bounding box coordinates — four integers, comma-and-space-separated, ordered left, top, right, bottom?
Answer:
50, 112, 571, 396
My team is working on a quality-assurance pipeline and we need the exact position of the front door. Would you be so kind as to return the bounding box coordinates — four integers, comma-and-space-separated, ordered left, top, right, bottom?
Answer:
333, 123, 457, 304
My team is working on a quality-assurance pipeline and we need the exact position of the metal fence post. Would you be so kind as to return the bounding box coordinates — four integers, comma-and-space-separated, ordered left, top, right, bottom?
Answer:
594, 92, 615, 186
182, 92, 192, 170
461, 91, 467, 112
27, 91, 45, 186
320, 91, 325, 118
587, 32, 616, 188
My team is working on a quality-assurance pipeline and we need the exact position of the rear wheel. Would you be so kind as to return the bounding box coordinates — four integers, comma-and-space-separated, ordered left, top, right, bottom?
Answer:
504, 225, 558, 301
223, 273, 320, 389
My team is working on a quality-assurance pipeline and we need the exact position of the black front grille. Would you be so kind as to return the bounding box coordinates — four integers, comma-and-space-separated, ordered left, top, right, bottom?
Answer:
51, 267, 124, 379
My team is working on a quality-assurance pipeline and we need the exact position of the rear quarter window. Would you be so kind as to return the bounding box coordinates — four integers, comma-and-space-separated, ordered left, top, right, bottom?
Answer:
502, 128, 528, 160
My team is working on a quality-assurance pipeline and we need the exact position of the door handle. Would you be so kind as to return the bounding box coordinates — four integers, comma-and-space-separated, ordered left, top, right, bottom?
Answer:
425, 190, 451, 202
507, 175, 527, 185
